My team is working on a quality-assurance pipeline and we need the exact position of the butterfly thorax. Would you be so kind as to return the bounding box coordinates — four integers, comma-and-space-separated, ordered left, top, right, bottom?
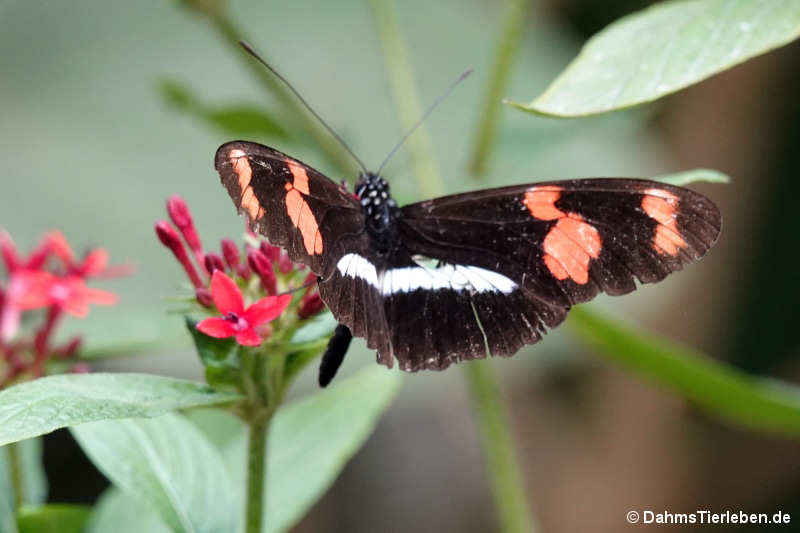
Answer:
355, 172, 400, 255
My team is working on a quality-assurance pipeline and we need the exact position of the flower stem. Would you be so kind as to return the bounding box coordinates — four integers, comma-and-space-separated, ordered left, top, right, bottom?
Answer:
464, 362, 536, 532
468, 0, 529, 177
245, 414, 269, 533
369, 2, 536, 530
6, 441, 24, 509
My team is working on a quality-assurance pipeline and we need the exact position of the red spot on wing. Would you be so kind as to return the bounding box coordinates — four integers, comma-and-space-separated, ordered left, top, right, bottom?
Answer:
542, 215, 601, 285
229, 149, 262, 219
641, 189, 687, 256
523, 186, 565, 220
283, 162, 323, 255
286, 160, 310, 194
524, 186, 602, 284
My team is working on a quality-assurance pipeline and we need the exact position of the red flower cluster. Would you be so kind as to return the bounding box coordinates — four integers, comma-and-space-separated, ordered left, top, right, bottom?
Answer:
0, 230, 126, 386
155, 195, 326, 347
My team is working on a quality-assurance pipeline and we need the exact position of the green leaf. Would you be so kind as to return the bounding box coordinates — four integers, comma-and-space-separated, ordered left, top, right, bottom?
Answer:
569, 306, 800, 436
224, 366, 403, 533
71, 412, 236, 533
0, 439, 47, 510
17, 504, 91, 533
158, 79, 289, 138
86, 488, 170, 533
653, 168, 730, 186
514, 0, 800, 117
185, 317, 241, 390
289, 312, 337, 346
0, 374, 239, 446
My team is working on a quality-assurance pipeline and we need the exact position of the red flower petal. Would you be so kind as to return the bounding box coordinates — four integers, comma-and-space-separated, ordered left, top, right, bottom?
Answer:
197, 316, 237, 338
235, 329, 263, 346
78, 249, 109, 276
83, 286, 118, 306
0, 231, 20, 272
47, 230, 74, 266
209, 271, 244, 315
243, 294, 291, 326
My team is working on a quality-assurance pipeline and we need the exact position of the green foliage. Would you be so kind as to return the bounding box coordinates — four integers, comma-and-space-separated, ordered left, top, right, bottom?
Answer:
0, 374, 239, 446
228, 366, 402, 533
159, 80, 290, 139
71, 412, 237, 533
185, 317, 242, 390
654, 168, 731, 186
570, 307, 800, 436
76, 367, 401, 533
17, 505, 92, 533
514, 0, 800, 116
0, 439, 47, 511
86, 489, 170, 533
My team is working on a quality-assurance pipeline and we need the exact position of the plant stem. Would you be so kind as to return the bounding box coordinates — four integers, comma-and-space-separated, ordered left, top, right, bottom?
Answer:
185, 2, 359, 177
369, 2, 536, 530
7, 441, 24, 510
368, 0, 444, 198
468, 0, 529, 177
245, 414, 270, 533
464, 363, 536, 532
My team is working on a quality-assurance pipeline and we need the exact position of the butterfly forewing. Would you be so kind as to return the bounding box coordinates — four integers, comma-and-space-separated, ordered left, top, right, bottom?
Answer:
214, 141, 367, 278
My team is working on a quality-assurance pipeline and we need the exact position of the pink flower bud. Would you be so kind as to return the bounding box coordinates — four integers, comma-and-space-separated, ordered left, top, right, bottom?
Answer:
259, 241, 281, 263
195, 286, 214, 307
247, 250, 277, 295
166, 195, 205, 272
204, 253, 226, 274
278, 252, 294, 274
221, 239, 240, 269
155, 221, 204, 288
298, 292, 324, 319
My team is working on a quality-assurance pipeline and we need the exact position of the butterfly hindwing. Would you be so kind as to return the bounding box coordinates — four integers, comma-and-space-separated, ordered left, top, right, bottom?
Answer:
214, 141, 367, 278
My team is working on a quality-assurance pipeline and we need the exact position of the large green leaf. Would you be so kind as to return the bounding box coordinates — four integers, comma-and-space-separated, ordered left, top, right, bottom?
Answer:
17, 504, 91, 533
514, 0, 800, 116
86, 488, 170, 533
72, 412, 236, 533
0, 374, 239, 446
569, 306, 800, 436
220, 366, 403, 533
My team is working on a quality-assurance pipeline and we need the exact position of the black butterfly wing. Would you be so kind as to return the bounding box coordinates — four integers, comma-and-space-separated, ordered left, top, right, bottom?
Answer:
214, 141, 367, 278
378, 178, 721, 371
215, 141, 393, 360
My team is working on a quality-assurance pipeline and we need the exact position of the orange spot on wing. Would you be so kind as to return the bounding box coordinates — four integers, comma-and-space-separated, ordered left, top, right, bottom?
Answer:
286, 160, 310, 194
229, 149, 252, 192
284, 177, 323, 256
229, 149, 263, 220
641, 189, 687, 256
542, 215, 601, 285
240, 188, 261, 219
523, 186, 565, 220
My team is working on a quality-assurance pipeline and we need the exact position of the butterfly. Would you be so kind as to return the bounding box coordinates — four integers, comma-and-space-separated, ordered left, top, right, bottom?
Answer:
214, 140, 721, 383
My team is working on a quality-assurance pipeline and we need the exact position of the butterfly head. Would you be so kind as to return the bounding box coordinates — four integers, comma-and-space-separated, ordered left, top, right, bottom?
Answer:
355, 172, 399, 253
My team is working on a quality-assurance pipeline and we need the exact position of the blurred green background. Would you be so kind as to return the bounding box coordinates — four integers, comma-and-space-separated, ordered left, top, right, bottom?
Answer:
1, 0, 798, 531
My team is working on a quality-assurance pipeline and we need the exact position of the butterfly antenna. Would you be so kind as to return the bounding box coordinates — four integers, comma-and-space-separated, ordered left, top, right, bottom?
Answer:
376, 68, 472, 175
240, 41, 368, 173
